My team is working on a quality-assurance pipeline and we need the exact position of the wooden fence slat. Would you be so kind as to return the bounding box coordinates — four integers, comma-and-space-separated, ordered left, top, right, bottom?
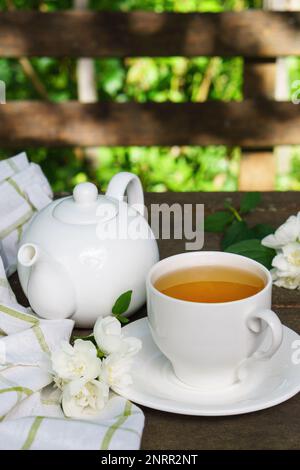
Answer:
240, 49, 277, 189
0, 101, 300, 147
1, 11, 300, 58
239, 0, 299, 191
239, 151, 276, 189
243, 59, 277, 100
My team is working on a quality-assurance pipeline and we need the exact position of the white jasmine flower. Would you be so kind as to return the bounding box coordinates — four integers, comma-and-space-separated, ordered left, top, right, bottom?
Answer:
262, 213, 300, 249
271, 273, 300, 290
51, 339, 102, 382
270, 242, 300, 289
62, 378, 109, 419
272, 242, 300, 275
94, 316, 123, 354
94, 316, 142, 356
262, 213, 300, 290
283, 242, 300, 268
100, 354, 133, 389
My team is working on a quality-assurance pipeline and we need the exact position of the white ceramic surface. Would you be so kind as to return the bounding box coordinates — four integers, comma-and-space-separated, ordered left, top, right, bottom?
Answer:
146, 251, 282, 389
147, 252, 283, 390
17, 172, 159, 327
114, 318, 300, 416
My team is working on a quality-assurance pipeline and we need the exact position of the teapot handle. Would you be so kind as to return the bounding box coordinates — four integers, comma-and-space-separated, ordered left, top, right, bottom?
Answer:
106, 172, 144, 216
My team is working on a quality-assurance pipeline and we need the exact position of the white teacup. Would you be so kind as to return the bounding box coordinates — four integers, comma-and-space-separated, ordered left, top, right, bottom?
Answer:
146, 251, 283, 390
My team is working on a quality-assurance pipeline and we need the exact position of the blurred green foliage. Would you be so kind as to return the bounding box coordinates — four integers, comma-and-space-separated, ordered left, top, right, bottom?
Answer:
0, 0, 299, 192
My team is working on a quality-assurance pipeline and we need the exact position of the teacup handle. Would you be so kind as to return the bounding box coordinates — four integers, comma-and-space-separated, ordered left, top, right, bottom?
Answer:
247, 309, 283, 360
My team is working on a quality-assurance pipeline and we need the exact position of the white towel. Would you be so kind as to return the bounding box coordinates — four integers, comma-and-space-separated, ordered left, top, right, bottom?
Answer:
0, 256, 144, 450
0, 158, 145, 449
0, 153, 53, 276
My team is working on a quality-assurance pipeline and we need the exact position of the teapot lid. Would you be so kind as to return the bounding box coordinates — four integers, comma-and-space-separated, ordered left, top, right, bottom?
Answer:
53, 182, 118, 225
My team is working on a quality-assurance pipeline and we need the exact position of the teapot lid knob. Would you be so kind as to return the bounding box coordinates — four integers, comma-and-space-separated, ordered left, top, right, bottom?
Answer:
73, 182, 98, 205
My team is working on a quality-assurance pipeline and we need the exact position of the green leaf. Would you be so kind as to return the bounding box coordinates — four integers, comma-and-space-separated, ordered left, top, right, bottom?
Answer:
221, 221, 254, 250
224, 239, 276, 269
112, 290, 132, 324
114, 314, 129, 324
252, 223, 275, 240
112, 290, 133, 315
240, 192, 261, 214
204, 211, 234, 233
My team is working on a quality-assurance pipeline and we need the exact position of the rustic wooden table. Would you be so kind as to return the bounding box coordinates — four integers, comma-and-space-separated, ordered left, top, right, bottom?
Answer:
10, 192, 300, 450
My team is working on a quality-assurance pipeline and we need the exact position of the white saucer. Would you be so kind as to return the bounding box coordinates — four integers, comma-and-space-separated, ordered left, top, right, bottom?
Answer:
114, 318, 300, 416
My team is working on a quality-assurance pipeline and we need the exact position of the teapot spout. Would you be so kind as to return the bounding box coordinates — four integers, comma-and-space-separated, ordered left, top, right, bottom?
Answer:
18, 243, 40, 267
17, 243, 76, 320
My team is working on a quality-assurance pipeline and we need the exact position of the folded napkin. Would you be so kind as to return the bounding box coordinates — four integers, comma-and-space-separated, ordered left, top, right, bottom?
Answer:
0, 152, 53, 276
0, 256, 144, 449
0, 223, 144, 449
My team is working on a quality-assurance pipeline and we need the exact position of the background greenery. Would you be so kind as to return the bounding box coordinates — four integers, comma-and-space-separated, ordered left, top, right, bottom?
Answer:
0, 0, 299, 192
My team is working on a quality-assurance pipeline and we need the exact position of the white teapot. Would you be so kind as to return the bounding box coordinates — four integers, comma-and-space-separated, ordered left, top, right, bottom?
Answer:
17, 172, 159, 327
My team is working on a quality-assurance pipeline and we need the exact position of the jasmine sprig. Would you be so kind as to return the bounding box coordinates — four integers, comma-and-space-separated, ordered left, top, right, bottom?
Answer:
205, 192, 262, 232
223, 198, 243, 222
72, 289, 133, 349
112, 290, 132, 324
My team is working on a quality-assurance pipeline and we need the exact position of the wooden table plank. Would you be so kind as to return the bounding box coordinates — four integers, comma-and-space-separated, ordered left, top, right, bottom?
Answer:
144, 191, 300, 311
9, 191, 300, 450
141, 384, 300, 450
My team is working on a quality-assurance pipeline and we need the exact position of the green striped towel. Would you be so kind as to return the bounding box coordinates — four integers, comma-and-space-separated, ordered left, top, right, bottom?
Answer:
0, 152, 53, 276
0, 257, 144, 450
